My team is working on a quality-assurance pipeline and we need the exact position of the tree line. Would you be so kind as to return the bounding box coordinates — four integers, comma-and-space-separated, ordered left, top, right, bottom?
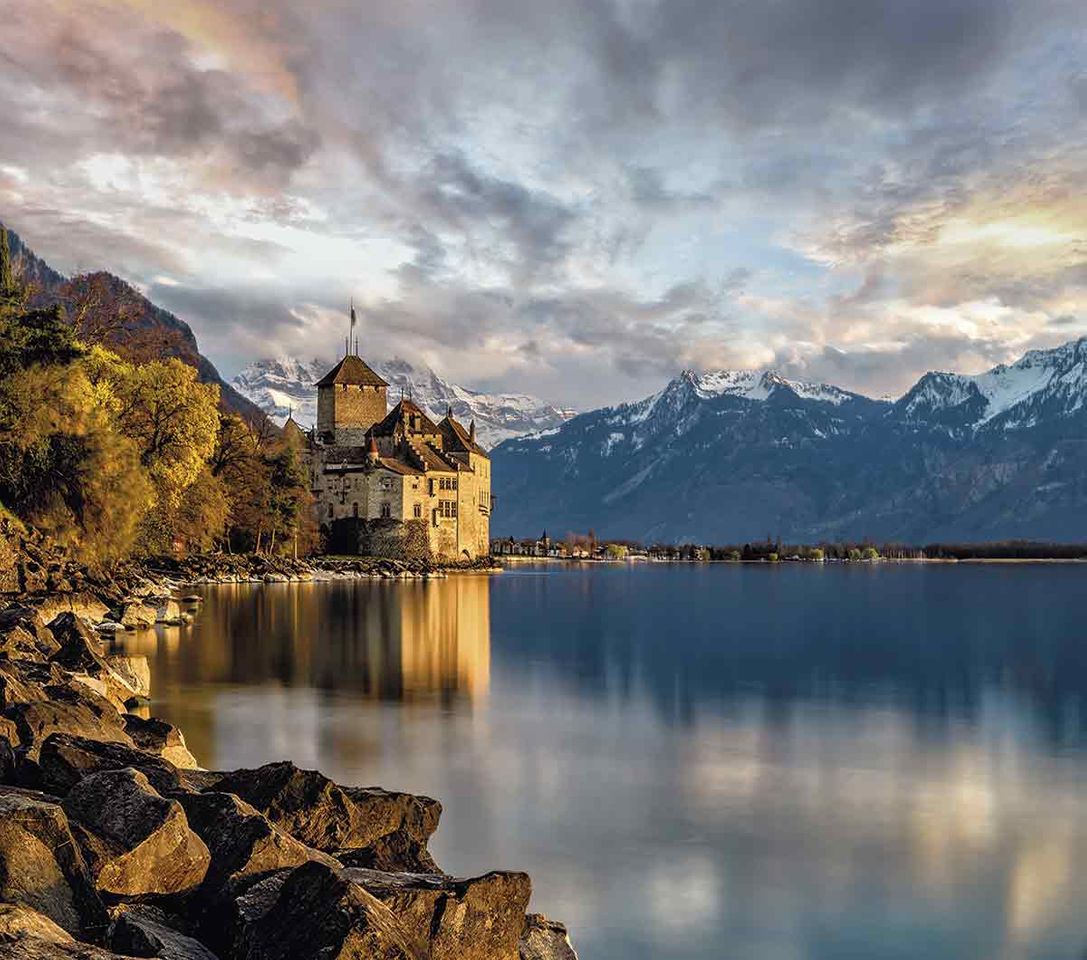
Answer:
0, 228, 313, 564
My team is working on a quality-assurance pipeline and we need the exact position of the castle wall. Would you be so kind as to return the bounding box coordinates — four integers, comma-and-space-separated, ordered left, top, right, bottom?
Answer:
329, 517, 431, 561
317, 383, 387, 443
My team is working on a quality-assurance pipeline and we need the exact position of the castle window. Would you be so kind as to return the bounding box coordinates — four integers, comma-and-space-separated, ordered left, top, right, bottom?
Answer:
439, 500, 457, 519
381, 502, 391, 518
328, 504, 334, 518
413, 503, 422, 519
341, 384, 347, 392
352, 502, 358, 518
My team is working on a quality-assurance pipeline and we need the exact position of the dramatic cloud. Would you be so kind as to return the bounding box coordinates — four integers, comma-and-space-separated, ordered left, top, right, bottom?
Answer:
0, 0, 1083, 405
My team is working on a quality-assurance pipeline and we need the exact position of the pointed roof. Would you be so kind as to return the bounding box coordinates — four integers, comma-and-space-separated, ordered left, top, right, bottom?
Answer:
371, 398, 440, 437
439, 413, 489, 457
315, 354, 388, 388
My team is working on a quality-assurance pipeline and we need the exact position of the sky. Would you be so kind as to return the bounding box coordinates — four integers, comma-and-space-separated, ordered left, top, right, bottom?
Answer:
0, 0, 1083, 408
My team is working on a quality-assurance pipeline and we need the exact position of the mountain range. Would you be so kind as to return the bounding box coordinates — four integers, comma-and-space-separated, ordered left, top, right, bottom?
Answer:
232, 356, 576, 449
491, 339, 1087, 543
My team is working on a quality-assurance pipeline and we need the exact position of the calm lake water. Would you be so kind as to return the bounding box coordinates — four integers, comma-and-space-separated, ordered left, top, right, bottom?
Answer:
123, 563, 1087, 960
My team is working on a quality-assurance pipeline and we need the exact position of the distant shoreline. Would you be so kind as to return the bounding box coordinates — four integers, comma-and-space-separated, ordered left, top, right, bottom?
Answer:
496, 555, 1087, 566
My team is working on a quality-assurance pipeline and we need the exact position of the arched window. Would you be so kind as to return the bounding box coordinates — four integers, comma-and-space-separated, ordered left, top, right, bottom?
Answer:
352, 502, 359, 518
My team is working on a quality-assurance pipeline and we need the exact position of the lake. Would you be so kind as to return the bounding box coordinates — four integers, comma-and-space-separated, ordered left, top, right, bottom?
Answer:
123, 563, 1087, 960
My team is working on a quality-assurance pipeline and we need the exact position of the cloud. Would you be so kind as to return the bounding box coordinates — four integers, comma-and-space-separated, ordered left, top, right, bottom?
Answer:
0, 0, 1083, 407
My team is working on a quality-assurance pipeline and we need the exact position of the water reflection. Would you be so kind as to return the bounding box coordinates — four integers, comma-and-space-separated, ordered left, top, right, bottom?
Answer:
123, 564, 1087, 960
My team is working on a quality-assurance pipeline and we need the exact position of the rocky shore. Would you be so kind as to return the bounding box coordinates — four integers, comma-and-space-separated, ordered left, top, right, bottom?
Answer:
0, 530, 576, 959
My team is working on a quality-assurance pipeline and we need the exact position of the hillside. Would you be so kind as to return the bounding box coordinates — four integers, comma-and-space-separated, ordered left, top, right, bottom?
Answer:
492, 340, 1087, 543
4, 225, 266, 424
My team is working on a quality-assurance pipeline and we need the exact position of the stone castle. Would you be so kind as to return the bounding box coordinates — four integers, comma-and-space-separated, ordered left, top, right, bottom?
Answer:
285, 346, 492, 560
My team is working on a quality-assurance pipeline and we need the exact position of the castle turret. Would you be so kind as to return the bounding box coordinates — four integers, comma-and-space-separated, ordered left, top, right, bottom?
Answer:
315, 353, 389, 445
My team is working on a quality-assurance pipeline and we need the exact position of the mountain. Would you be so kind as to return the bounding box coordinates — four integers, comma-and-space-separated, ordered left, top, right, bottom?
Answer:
3, 224, 266, 424
491, 339, 1087, 543
232, 356, 577, 449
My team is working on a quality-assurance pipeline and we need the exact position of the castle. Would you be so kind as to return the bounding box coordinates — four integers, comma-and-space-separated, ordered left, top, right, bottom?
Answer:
285, 347, 492, 560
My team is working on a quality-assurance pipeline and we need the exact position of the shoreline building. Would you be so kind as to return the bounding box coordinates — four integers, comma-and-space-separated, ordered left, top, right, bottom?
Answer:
291, 341, 493, 560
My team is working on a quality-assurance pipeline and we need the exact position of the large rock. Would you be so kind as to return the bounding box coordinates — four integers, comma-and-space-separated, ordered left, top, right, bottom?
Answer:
211, 762, 442, 869
175, 791, 328, 894
0, 658, 61, 711
8, 701, 134, 760
121, 716, 199, 770
103, 657, 150, 701
0, 903, 76, 945
109, 905, 219, 960
229, 861, 422, 960
37, 735, 185, 798
346, 867, 532, 960
153, 600, 182, 625
519, 914, 579, 960
1, 939, 137, 958
0, 788, 108, 938
61, 769, 210, 898
34, 592, 111, 625
113, 603, 157, 631
48, 615, 141, 709
0, 606, 59, 659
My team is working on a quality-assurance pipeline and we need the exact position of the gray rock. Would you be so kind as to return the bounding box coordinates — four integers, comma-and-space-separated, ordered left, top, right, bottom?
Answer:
346, 867, 532, 960
37, 735, 185, 798
109, 905, 219, 960
8, 701, 134, 760
211, 762, 442, 869
175, 791, 329, 894
519, 914, 579, 960
62, 769, 210, 898
121, 716, 199, 770
230, 861, 422, 960
0, 787, 108, 938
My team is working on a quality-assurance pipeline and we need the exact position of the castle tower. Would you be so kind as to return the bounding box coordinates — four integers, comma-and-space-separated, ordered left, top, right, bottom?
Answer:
315, 351, 389, 445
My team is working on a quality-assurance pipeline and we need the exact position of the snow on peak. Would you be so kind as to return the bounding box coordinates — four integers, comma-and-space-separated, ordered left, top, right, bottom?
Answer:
680, 368, 854, 405
231, 355, 576, 448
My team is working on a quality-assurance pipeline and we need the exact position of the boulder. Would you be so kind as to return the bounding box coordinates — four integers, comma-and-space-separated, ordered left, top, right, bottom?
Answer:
174, 791, 328, 894
103, 657, 150, 700
211, 762, 442, 868
61, 769, 210, 898
1, 938, 138, 958
519, 914, 579, 960
0, 606, 59, 658
121, 716, 199, 769
37, 735, 185, 798
346, 867, 532, 960
153, 600, 182, 625
0, 658, 59, 710
113, 603, 157, 631
109, 905, 219, 960
8, 701, 134, 760
0, 787, 108, 938
48, 615, 141, 708
34, 592, 111, 625
0, 903, 75, 945
229, 861, 422, 960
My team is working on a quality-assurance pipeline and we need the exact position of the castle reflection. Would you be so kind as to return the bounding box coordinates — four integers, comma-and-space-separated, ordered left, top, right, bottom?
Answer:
121, 577, 491, 762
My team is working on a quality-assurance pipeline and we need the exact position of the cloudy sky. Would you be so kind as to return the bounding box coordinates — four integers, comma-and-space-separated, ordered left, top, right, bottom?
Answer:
0, 0, 1083, 407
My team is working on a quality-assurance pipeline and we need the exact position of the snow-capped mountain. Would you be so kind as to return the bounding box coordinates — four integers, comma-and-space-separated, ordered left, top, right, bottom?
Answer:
896, 338, 1087, 431
493, 338, 1087, 543
231, 356, 576, 449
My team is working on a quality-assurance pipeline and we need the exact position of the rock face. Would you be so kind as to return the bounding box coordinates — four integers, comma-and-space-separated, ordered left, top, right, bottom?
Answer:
229, 861, 422, 960
61, 769, 210, 898
212, 762, 442, 869
346, 867, 532, 960
175, 791, 324, 894
519, 914, 579, 960
121, 716, 198, 769
0, 789, 107, 938
109, 905, 219, 960
36, 734, 186, 797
